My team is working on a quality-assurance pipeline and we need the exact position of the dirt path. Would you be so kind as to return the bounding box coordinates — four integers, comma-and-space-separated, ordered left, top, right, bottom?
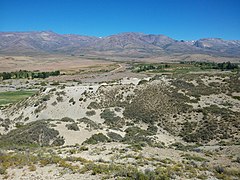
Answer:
110, 64, 125, 73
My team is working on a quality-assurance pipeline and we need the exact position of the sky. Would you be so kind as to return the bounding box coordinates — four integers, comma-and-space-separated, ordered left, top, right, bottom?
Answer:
0, 0, 240, 40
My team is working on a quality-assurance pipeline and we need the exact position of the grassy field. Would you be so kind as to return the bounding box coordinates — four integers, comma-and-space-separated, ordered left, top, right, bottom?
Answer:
0, 91, 36, 105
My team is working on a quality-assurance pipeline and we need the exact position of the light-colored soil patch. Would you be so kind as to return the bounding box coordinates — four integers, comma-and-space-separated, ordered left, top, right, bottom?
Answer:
3, 165, 101, 180
54, 122, 97, 146
0, 55, 114, 72
201, 75, 229, 86
189, 93, 240, 112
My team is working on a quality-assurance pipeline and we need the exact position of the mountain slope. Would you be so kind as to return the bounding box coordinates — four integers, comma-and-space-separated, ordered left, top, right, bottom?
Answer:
0, 31, 240, 57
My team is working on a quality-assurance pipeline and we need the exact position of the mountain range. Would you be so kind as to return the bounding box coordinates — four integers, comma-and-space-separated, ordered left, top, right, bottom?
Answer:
0, 31, 240, 57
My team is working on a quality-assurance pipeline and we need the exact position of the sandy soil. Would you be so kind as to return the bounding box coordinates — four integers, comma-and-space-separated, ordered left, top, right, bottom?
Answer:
0, 55, 114, 72
4, 165, 101, 180
189, 93, 240, 112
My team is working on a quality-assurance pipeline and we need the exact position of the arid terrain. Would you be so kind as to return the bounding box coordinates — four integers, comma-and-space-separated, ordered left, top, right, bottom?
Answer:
0, 55, 116, 73
0, 54, 239, 179
1, 0, 240, 177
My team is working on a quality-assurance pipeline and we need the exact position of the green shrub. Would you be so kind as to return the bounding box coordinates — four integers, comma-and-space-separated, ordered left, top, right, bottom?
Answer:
61, 117, 74, 122
40, 81, 47, 86
107, 132, 123, 142
87, 101, 100, 109
66, 123, 79, 131
123, 83, 178, 126
56, 91, 66, 96
86, 110, 96, 116
0, 120, 64, 148
123, 126, 153, 145
0, 166, 6, 175
77, 117, 100, 130
170, 142, 199, 151
182, 154, 208, 162
0, 118, 10, 131
15, 122, 24, 128
147, 125, 158, 135
83, 133, 109, 144
52, 136, 65, 146
28, 164, 36, 171
56, 96, 63, 102
100, 109, 115, 120
69, 98, 75, 105
100, 109, 124, 127
79, 146, 89, 151
51, 101, 57, 106
42, 94, 51, 101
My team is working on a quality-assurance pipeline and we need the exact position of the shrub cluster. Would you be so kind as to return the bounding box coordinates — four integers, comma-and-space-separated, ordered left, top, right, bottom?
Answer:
83, 133, 109, 144
0, 120, 64, 148
100, 109, 124, 127
66, 123, 79, 131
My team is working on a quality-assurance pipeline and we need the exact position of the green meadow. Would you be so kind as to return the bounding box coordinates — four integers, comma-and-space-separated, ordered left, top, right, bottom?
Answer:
0, 91, 36, 105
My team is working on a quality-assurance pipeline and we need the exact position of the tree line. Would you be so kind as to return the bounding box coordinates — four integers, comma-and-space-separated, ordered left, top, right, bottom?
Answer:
135, 64, 170, 72
0, 70, 60, 80
180, 61, 239, 70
